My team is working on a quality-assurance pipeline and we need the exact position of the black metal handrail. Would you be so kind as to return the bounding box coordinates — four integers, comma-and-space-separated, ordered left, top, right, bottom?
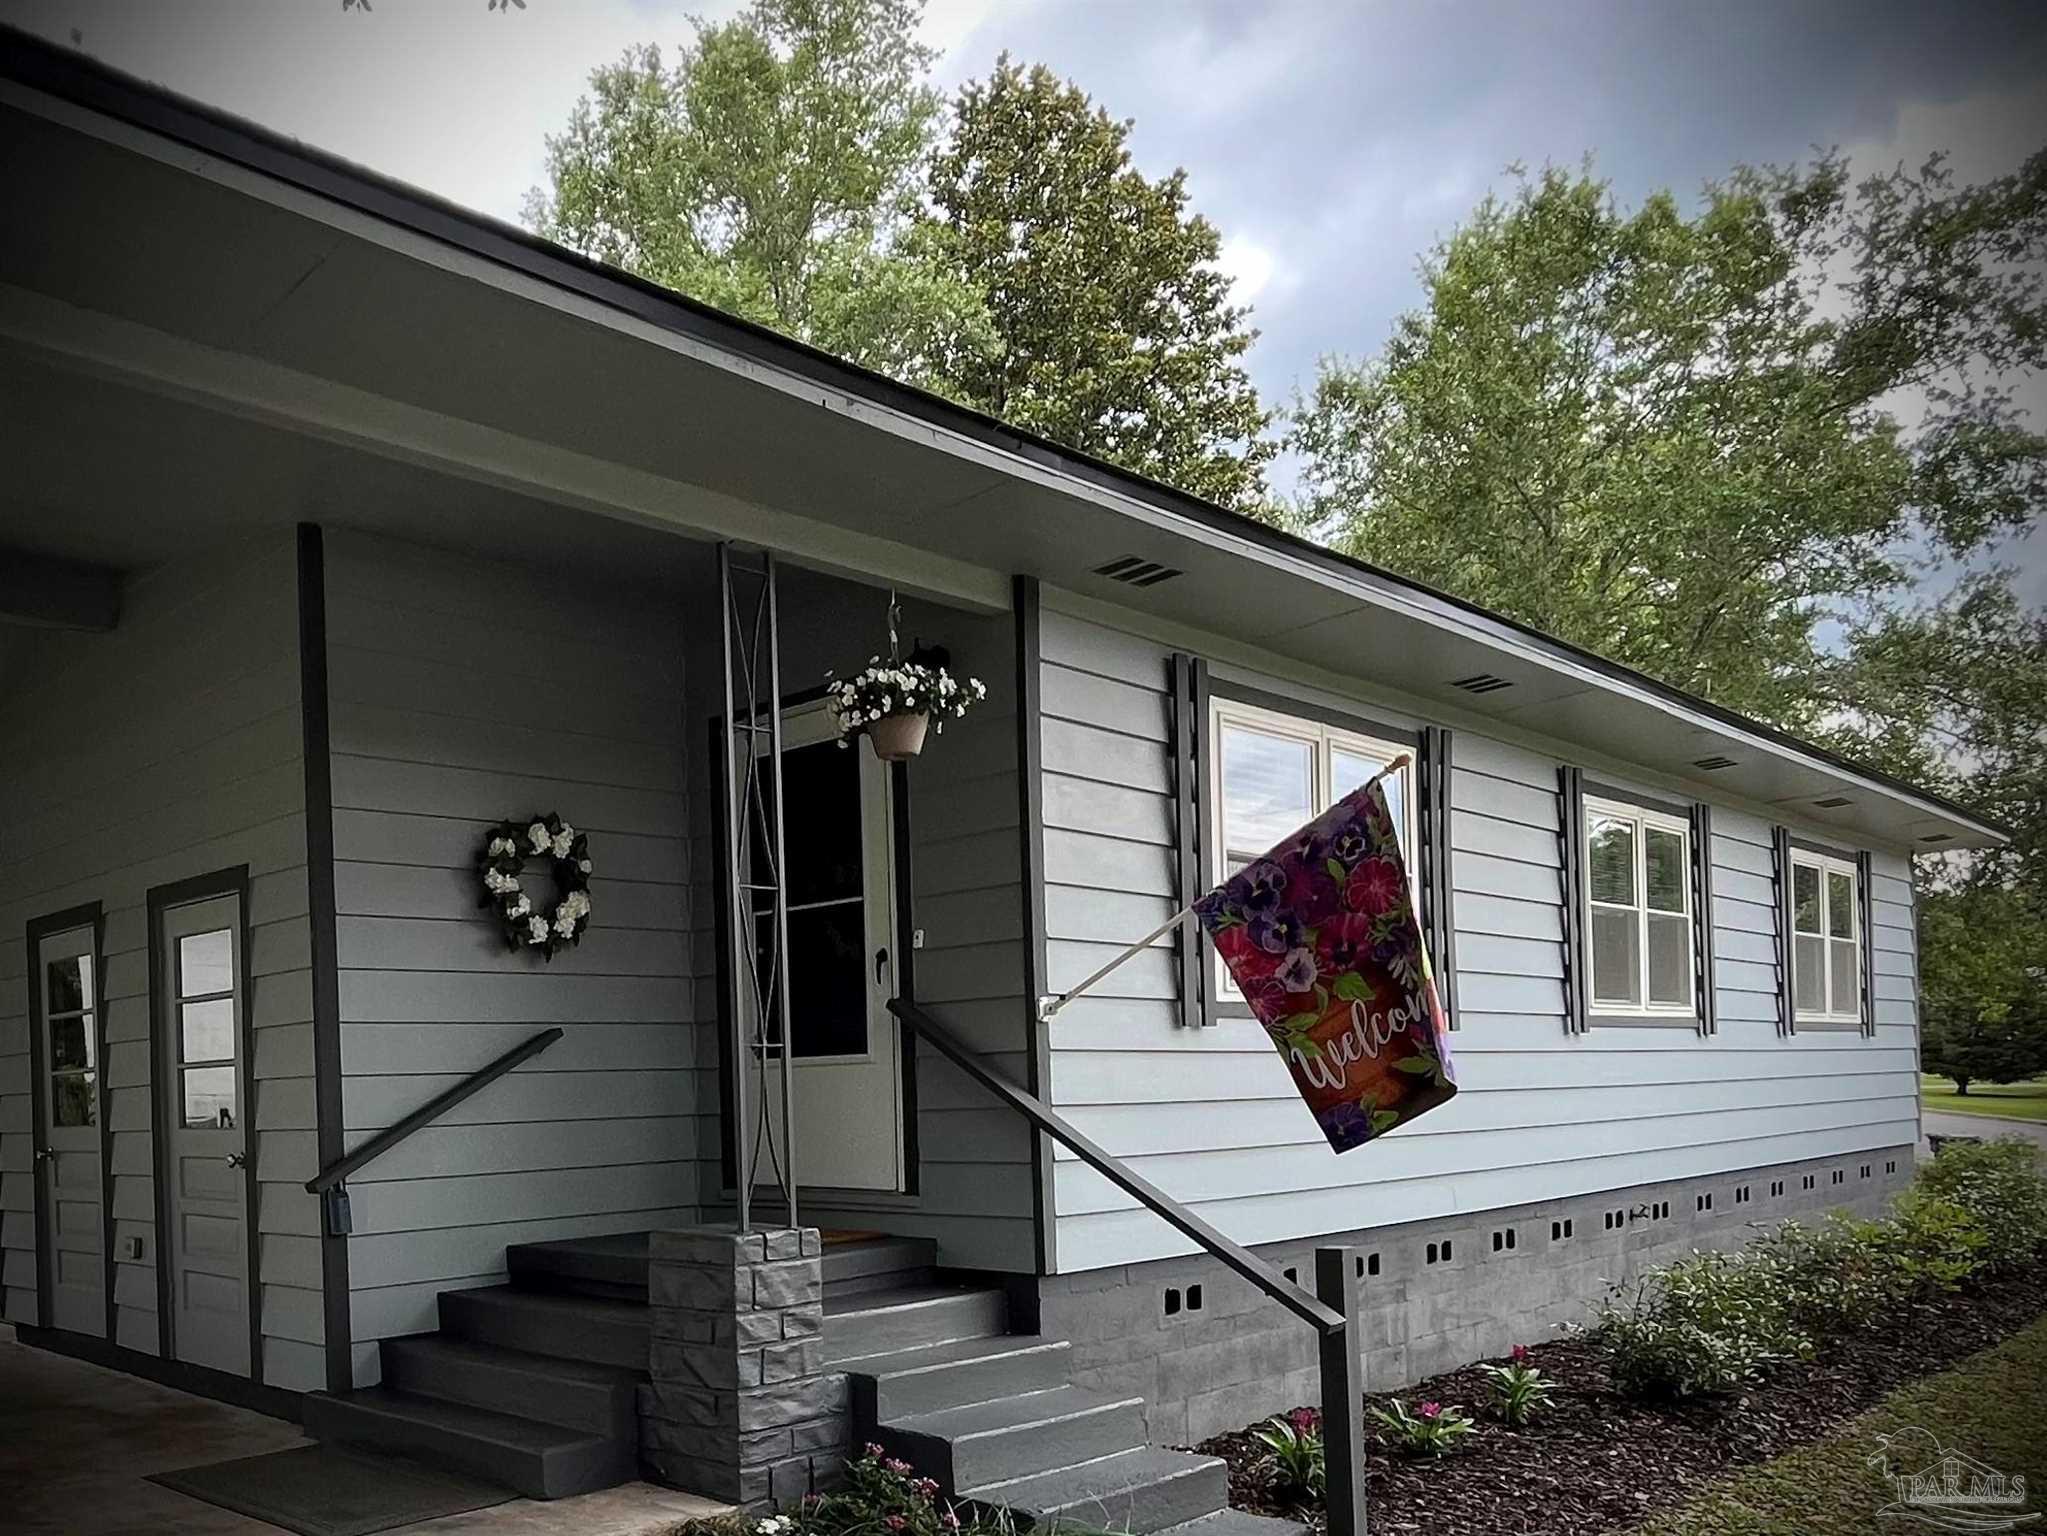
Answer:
888, 998, 1342, 1334
305, 1026, 564, 1193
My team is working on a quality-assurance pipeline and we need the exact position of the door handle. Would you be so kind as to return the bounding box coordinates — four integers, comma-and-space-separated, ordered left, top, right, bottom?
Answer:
226, 1151, 248, 1169
874, 946, 889, 985
33, 1147, 53, 1163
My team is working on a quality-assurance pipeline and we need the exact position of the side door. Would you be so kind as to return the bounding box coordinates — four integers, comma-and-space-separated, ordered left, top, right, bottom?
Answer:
155, 891, 252, 1378
28, 918, 106, 1336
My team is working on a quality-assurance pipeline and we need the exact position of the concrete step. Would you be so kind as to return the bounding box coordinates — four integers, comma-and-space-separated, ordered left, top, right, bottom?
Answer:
964, 1446, 1230, 1534
379, 1334, 640, 1438
438, 1284, 650, 1372
851, 1335, 1072, 1420
880, 1385, 1147, 1490
1156, 1510, 1311, 1536
825, 1283, 1007, 1364
505, 1230, 649, 1302
303, 1386, 635, 1500
823, 1236, 939, 1298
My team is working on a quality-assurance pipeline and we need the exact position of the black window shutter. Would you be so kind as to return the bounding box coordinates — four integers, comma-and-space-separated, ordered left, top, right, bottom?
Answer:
1857, 849, 1877, 1037
1690, 803, 1718, 1036
1556, 765, 1588, 1034
1168, 653, 1213, 1027
1771, 825, 1796, 1036
1417, 727, 1459, 1028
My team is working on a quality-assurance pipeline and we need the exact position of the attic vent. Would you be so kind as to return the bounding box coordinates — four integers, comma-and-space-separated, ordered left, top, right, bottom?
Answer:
1449, 673, 1514, 695
1812, 796, 1854, 809
1092, 555, 1184, 588
1692, 755, 1738, 771
1919, 832, 1954, 844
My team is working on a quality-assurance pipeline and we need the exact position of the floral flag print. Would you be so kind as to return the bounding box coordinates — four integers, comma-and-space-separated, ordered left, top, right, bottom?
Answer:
1194, 776, 1456, 1152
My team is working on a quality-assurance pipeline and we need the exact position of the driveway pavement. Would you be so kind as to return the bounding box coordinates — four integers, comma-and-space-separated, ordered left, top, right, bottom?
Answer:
1922, 1108, 2047, 1154
0, 1325, 728, 1536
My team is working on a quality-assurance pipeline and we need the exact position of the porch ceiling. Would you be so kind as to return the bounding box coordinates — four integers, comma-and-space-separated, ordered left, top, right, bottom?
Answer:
0, 42, 2002, 852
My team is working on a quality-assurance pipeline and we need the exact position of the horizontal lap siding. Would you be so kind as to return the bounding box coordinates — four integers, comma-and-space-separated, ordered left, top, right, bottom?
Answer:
1036, 600, 1925, 1273
0, 538, 319, 1382
325, 532, 695, 1368
682, 574, 1034, 1271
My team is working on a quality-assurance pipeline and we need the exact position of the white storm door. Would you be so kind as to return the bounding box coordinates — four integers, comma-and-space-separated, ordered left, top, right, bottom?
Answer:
156, 893, 252, 1378
739, 703, 905, 1193
34, 925, 106, 1336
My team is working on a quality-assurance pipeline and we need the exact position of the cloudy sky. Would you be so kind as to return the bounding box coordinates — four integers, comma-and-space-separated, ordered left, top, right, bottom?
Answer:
8, 0, 2044, 588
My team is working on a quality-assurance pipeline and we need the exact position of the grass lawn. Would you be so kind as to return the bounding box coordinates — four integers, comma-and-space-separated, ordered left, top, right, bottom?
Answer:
1621, 1311, 2047, 1534
1921, 1074, 2047, 1123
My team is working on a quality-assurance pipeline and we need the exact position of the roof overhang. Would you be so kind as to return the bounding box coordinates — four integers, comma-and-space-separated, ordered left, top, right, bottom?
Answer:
0, 27, 2005, 853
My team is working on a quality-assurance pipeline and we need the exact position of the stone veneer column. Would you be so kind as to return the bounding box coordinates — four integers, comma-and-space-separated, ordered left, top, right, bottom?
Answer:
641, 1226, 849, 1508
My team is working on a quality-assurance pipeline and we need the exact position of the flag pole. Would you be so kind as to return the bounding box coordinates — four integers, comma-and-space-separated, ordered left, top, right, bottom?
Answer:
1036, 753, 1411, 1023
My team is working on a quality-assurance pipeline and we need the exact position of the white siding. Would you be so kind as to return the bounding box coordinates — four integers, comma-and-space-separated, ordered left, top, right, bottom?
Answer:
0, 537, 323, 1387
682, 570, 1036, 1271
325, 532, 697, 1371
1036, 600, 1923, 1274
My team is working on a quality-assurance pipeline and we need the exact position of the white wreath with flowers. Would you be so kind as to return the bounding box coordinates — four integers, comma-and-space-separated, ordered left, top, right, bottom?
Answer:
478, 813, 592, 959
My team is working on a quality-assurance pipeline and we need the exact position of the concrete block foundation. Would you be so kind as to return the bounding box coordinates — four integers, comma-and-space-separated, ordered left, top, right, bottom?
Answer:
1036, 1147, 1914, 1445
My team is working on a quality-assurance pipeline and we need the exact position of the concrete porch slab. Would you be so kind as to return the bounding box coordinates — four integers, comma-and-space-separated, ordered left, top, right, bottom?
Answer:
0, 1325, 735, 1536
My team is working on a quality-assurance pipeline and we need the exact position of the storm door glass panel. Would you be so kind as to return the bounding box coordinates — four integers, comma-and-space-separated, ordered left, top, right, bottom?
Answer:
44, 952, 96, 1128
753, 739, 870, 1060
1587, 815, 1640, 1006
1220, 723, 1314, 864
1644, 827, 1691, 1007
176, 928, 238, 1129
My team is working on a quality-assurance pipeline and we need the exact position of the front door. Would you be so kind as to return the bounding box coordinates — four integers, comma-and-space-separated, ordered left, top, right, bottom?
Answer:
739, 703, 905, 1193
155, 892, 252, 1377
31, 922, 105, 1336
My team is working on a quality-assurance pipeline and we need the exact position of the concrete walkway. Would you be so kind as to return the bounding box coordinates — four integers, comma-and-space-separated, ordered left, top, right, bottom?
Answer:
0, 1326, 730, 1536
1923, 1108, 2047, 1154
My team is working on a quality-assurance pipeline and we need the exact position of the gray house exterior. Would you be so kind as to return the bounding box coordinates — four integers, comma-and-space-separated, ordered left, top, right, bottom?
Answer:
0, 28, 2004, 1516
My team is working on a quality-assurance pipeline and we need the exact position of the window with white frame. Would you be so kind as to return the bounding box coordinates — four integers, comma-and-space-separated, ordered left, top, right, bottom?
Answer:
1209, 696, 1414, 1001
1583, 795, 1694, 1016
1791, 850, 1862, 1023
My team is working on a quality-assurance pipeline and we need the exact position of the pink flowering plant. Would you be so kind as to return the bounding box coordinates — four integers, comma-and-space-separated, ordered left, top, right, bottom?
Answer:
1368, 1398, 1475, 1458
763, 1444, 994, 1536
1251, 1407, 1326, 1498
1477, 1344, 1556, 1428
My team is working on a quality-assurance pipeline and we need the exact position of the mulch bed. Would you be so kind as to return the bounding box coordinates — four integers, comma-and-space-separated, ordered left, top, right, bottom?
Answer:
1193, 1267, 2047, 1536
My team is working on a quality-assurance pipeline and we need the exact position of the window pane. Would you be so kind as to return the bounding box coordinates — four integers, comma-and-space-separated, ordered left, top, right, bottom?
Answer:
1647, 913, 1690, 1006
1792, 864, 1821, 934
1829, 938, 1858, 1014
1827, 871, 1854, 938
179, 930, 234, 997
768, 740, 863, 908
53, 1071, 96, 1128
46, 955, 88, 1014
1336, 751, 1408, 855
1590, 907, 1641, 1005
181, 999, 236, 1065
1645, 828, 1687, 913
785, 903, 868, 1059
1221, 725, 1314, 853
1588, 817, 1636, 906
50, 1014, 94, 1072
182, 1065, 236, 1129
1794, 934, 1825, 1013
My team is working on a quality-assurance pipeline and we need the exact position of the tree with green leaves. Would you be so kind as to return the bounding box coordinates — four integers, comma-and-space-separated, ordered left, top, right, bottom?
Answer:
1919, 882, 2047, 1094
1289, 154, 2046, 728
525, 0, 992, 385
921, 57, 1275, 511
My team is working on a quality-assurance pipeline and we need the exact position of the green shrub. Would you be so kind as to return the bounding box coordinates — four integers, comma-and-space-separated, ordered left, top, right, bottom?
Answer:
1914, 1138, 2047, 1269
1368, 1398, 1476, 1456
1477, 1345, 1556, 1427
1594, 1248, 1813, 1398
1881, 1190, 1990, 1294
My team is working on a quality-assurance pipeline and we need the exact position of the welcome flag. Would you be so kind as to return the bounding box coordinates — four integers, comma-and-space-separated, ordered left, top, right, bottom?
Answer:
1194, 776, 1456, 1152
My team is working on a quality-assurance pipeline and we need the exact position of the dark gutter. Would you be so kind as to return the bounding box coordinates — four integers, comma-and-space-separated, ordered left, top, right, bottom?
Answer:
0, 23, 2007, 843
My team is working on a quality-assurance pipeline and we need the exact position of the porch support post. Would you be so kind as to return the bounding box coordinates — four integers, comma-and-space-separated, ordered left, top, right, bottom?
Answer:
763, 550, 797, 1230
1316, 1245, 1368, 1536
718, 541, 753, 1233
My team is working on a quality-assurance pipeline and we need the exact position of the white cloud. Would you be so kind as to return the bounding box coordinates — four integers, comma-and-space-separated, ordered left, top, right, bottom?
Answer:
1215, 234, 1283, 307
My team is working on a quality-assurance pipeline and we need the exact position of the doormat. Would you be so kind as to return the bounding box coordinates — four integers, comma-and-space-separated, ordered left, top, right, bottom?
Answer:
151, 1443, 513, 1536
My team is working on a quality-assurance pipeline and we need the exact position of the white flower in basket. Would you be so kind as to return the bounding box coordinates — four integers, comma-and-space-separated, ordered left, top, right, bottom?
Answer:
826, 657, 986, 761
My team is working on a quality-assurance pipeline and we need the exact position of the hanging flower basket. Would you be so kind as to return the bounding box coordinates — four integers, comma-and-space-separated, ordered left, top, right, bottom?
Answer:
826, 657, 985, 762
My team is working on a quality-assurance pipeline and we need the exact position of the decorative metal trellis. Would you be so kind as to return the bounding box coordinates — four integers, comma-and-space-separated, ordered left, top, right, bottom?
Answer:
717, 542, 796, 1232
